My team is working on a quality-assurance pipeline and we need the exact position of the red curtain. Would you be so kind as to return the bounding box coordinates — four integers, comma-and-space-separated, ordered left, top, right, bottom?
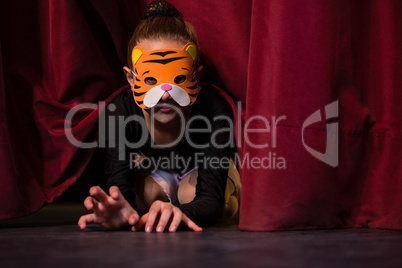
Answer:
1, 0, 401, 230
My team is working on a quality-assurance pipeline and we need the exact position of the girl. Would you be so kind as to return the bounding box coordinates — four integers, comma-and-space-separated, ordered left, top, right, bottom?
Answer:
78, 0, 240, 232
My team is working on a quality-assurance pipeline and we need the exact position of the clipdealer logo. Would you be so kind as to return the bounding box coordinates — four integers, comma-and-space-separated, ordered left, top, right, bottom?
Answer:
64, 100, 339, 169
302, 101, 339, 167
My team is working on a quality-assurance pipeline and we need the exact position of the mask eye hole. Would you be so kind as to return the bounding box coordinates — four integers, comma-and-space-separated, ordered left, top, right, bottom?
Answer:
174, 75, 186, 84
144, 77, 157, 85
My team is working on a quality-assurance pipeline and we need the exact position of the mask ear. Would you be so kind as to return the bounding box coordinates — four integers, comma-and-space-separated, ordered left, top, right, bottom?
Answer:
132, 46, 145, 65
183, 43, 197, 61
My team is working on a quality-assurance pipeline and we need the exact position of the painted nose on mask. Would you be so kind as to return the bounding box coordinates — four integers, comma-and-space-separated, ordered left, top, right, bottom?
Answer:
161, 84, 172, 91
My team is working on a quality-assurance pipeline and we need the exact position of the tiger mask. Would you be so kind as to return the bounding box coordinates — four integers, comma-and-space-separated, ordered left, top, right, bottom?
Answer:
131, 42, 201, 109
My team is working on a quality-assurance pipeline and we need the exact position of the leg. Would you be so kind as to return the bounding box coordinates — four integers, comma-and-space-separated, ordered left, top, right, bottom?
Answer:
177, 170, 198, 204
221, 159, 242, 221
143, 175, 170, 207
134, 174, 170, 215
177, 160, 242, 221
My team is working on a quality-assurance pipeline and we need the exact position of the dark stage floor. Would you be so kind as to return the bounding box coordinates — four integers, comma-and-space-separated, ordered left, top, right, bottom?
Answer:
1, 203, 402, 268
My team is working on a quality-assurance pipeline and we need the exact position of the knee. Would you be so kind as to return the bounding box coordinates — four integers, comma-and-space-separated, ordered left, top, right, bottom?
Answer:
178, 173, 197, 204
143, 176, 169, 207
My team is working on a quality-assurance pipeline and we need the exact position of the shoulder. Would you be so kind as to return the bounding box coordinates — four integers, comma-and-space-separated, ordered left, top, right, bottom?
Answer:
109, 86, 140, 116
192, 84, 233, 118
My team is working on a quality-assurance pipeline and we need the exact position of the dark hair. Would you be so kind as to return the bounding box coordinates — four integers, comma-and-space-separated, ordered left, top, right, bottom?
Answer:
127, 0, 199, 69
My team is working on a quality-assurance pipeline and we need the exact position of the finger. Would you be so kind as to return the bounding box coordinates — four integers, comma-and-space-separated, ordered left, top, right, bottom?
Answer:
83, 196, 99, 211
168, 207, 183, 232
109, 186, 123, 201
156, 206, 173, 233
182, 215, 203, 232
128, 211, 140, 226
132, 214, 147, 232
78, 214, 96, 230
89, 186, 110, 204
145, 202, 162, 232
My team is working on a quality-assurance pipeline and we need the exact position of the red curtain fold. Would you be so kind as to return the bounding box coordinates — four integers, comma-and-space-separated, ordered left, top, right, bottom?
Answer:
239, 0, 402, 231
1, 0, 401, 230
0, 0, 142, 218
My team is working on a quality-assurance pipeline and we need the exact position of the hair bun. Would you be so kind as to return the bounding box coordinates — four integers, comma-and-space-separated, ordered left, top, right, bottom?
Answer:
144, 0, 182, 19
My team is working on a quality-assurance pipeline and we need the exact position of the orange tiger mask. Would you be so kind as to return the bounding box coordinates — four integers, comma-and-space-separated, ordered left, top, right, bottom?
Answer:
131, 42, 201, 109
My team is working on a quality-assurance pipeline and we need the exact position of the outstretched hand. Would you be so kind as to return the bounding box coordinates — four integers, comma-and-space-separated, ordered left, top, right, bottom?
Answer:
78, 186, 139, 230
132, 200, 202, 233
78, 187, 202, 232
